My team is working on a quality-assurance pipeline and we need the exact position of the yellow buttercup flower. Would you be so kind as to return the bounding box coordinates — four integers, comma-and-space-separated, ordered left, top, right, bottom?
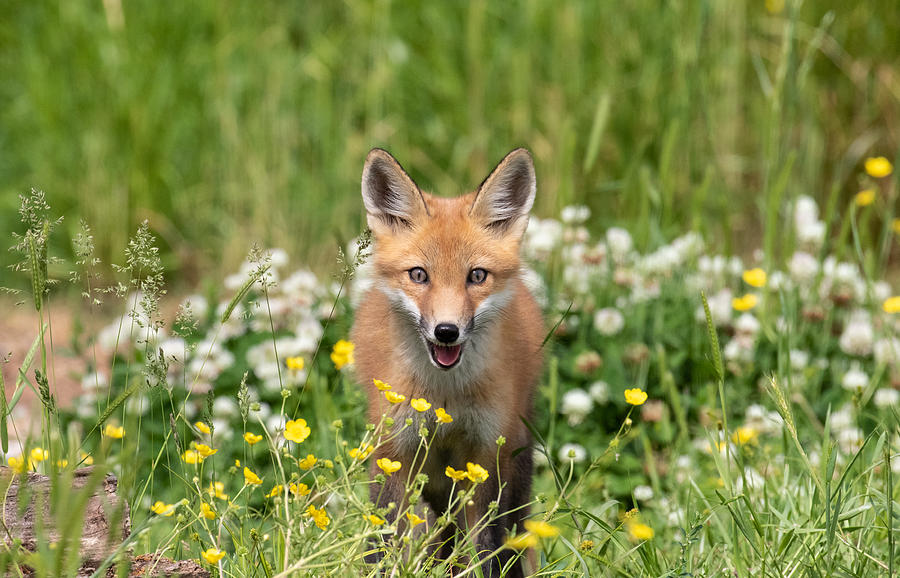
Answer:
384, 391, 406, 404
406, 512, 425, 526
195, 421, 211, 434
208, 481, 228, 500
435, 407, 453, 423
103, 424, 125, 439
505, 532, 539, 550
266, 485, 284, 498
201, 548, 226, 564
627, 521, 655, 541
376, 457, 402, 475
524, 520, 560, 538
306, 505, 330, 530
30, 447, 49, 462
865, 156, 893, 178
330, 339, 355, 370
234, 459, 240, 467
624, 388, 648, 406
883, 296, 900, 314
855, 189, 876, 207
373, 379, 391, 391
364, 514, 385, 526
182, 450, 202, 464
286, 356, 305, 371
200, 502, 216, 520
284, 419, 311, 443
151, 501, 176, 517
298, 454, 318, 470
8, 455, 28, 473
56, 459, 68, 468
349, 444, 374, 460
243, 467, 263, 486
731, 426, 759, 445
289, 482, 310, 496
410, 398, 431, 412
445, 466, 468, 481
466, 462, 489, 483
732, 294, 758, 311
195, 443, 218, 458
244, 432, 263, 445
79, 451, 93, 465
742, 268, 767, 288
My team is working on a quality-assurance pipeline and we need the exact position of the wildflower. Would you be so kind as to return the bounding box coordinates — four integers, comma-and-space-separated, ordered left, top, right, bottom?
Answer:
410, 398, 431, 412
377, 457, 402, 475
627, 521, 654, 541
624, 388, 648, 406
732, 294, 758, 312
435, 407, 453, 423
266, 485, 284, 498
505, 532, 539, 550
56, 459, 68, 468
524, 520, 559, 538
30, 448, 48, 462
8, 456, 27, 473
839, 310, 874, 356
103, 424, 125, 439
195, 443, 218, 459
854, 189, 876, 207
633, 485, 654, 501
290, 482, 311, 496
841, 366, 868, 392
349, 444, 374, 460
195, 421, 211, 435
580, 539, 595, 551
742, 268, 767, 288
243, 467, 263, 486
445, 466, 468, 481
406, 512, 425, 526
561, 388, 593, 426
207, 481, 228, 500
201, 548, 226, 564
589, 381, 609, 403
364, 514, 385, 526
884, 297, 900, 314
306, 505, 330, 530
234, 459, 241, 467
373, 379, 391, 391
182, 450, 202, 464
244, 432, 263, 445
574, 350, 603, 373
298, 454, 317, 470
151, 501, 176, 517
466, 462, 489, 483
865, 156, 893, 178
384, 391, 406, 404
284, 419, 311, 443
286, 356, 305, 371
559, 443, 587, 464
200, 502, 216, 520
79, 451, 94, 465
731, 426, 759, 445
874, 388, 900, 408
330, 339, 355, 370
593, 307, 625, 336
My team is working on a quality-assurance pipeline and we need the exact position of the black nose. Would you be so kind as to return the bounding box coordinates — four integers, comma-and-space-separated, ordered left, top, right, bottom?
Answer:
434, 323, 459, 344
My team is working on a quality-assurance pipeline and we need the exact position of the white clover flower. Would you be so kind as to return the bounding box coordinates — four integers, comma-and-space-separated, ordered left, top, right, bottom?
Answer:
593, 308, 625, 336
561, 205, 591, 224
266, 413, 286, 436
829, 405, 855, 432
558, 443, 587, 464
521, 267, 549, 309
839, 310, 874, 356
735, 468, 765, 492
159, 336, 187, 365
841, 365, 868, 392
562, 264, 593, 296
76, 394, 97, 419
734, 313, 760, 337
727, 256, 744, 277
797, 220, 825, 247
696, 288, 733, 326
723, 339, 753, 363
125, 394, 149, 416
837, 428, 864, 455
875, 338, 900, 366
789, 349, 809, 372
211, 418, 233, 441
667, 508, 685, 528
181, 294, 209, 322
675, 455, 692, 469
212, 397, 239, 419
81, 371, 108, 392
605, 228, 633, 259
589, 380, 609, 404
524, 218, 563, 258
873, 281, 892, 302
268, 248, 289, 270
794, 196, 819, 228
560, 389, 593, 426
768, 271, 789, 291
633, 485, 654, 501
874, 388, 900, 408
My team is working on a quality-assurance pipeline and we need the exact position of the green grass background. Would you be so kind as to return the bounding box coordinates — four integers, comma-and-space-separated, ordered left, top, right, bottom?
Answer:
1, 0, 898, 282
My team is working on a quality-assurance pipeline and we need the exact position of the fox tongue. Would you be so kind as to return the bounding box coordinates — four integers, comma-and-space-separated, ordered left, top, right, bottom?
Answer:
434, 344, 462, 367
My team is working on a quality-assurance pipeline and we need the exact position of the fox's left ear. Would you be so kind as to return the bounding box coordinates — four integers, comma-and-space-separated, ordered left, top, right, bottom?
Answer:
470, 148, 536, 238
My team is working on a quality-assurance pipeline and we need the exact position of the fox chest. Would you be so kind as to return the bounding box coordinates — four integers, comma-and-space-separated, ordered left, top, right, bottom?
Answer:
390, 401, 503, 462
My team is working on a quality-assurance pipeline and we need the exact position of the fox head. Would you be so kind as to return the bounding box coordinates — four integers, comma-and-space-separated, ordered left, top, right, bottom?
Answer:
360, 148, 536, 376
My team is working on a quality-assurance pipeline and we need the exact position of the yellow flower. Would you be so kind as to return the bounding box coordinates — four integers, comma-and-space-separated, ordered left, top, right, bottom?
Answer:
195, 443, 218, 458
234, 459, 240, 467
624, 388, 648, 406
201, 548, 226, 564
742, 268, 767, 288
323, 459, 334, 469
266, 485, 284, 498
306, 505, 330, 530
289, 482, 311, 496
445, 466, 468, 481
364, 514, 385, 526
373, 379, 391, 391
284, 419, 311, 443
298, 454, 318, 470
731, 426, 759, 445
732, 294, 758, 311
349, 444, 374, 460
435, 407, 453, 423
79, 452, 94, 465
883, 296, 900, 314
384, 391, 406, 404
854, 189, 876, 207
244, 432, 263, 445
466, 462, 489, 483
243, 467, 263, 486
376, 457, 402, 475
30, 447, 49, 462
195, 421, 211, 434
182, 450, 202, 464
865, 156, 893, 178
330, 339, 355, 370
627, 521, 655, 541
524, 520, 560, 538
410, 398, 431, 412
208, 481, 228, 500
765, 0, 784, 15
103, 423, 125, 439
505, 532, 539, 550
8, 455, 28, 473
200, 502, 216, 520
286, 356, 305, 371
55, 459, 68, 468
406, 512, 425, 526
151, 501, 176, 517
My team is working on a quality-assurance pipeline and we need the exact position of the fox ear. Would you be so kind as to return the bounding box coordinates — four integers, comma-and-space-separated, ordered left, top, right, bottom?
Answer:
470, 148, 536, 237
362, 148, 429, 231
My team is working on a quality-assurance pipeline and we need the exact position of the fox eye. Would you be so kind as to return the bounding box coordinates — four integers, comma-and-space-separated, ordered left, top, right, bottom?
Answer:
409, 267, 429, 284
468, 268, 488, 284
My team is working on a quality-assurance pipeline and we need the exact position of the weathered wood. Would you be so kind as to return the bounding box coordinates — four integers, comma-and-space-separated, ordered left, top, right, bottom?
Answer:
127, 553, 210, 578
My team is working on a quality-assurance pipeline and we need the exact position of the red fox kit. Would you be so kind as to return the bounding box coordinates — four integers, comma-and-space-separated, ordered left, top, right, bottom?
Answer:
352, 148, 544, 575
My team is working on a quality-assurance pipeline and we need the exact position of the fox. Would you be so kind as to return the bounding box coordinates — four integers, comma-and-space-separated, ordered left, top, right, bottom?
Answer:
351, 147, 545, 576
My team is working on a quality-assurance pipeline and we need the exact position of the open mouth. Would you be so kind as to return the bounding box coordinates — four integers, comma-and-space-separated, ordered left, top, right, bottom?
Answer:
429, 342, 463, 369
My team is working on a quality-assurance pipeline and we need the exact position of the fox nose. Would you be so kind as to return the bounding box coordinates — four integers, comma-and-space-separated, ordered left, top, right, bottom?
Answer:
434, 323, 459, 344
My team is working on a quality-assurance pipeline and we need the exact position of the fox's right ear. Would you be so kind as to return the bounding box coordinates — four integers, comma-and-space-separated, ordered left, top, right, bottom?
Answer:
361, 148, 429, 232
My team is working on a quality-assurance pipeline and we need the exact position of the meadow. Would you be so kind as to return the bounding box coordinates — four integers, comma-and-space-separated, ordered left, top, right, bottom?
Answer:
1, 0, 900, 576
